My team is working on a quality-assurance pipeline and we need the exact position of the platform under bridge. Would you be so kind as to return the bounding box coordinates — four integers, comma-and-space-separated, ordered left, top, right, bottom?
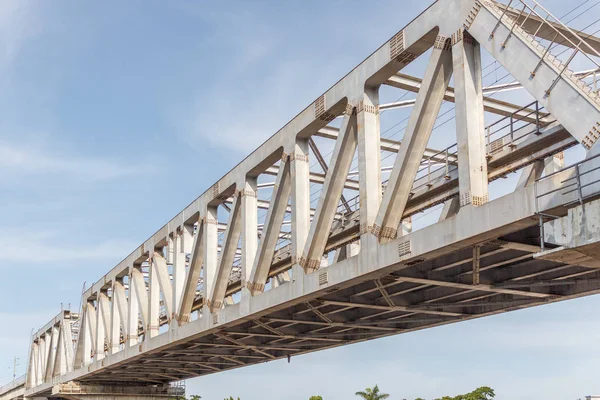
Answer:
9, 0, 600, 398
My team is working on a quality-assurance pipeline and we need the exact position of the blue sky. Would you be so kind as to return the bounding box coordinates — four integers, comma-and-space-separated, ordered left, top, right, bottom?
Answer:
0, 0, 599, 399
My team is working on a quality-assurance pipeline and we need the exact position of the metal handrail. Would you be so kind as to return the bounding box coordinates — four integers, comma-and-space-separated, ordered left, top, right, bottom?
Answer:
493, 0, 600, 96
519, 0, 600, 61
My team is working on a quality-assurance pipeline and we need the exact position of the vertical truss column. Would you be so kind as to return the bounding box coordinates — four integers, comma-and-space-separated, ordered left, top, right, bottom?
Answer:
27, 341, 37, 387
452, 30, 488, 207
95, 291, 110, 360
54, 324, 66, 377
62, 319, 74, 373
357, 87, 382, 235
127, 270, 140, 346
301, 107, 357, 272
84, 301, 96, 365
148, 253, 161, 338
357, 88, 381, 273
241, 178, 257, 309
44, 325, 58, 382
38, 336, 46, 383
291, 139, 310, 293
37, 338, 44, 384
374, 37, 454, 242
172, 226, 191, 324
111, 278, 128, 351
203, 206, 219, 313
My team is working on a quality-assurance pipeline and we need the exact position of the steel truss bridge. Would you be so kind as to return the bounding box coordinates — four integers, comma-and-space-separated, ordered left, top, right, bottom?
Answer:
3, 0, 600, 398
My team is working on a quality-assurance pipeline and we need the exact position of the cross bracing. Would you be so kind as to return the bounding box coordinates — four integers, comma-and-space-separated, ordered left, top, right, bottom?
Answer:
16, 0, 600, 396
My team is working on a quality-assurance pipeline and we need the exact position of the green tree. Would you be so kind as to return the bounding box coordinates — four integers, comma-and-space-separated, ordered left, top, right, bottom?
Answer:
434, 386, 495, 400
355, 385, 390, 400
223, 397, 240, 400
309, 396, 323, 400
173, 395, 201, 400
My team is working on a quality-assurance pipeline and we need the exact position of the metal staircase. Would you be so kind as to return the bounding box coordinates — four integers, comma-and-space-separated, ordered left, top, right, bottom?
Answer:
468, 0, 600, 149
489, 0, 600, 101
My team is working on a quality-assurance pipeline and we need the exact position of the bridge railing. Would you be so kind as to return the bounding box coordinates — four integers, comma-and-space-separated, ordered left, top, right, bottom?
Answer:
493, 0, 600, 100
535, 151, 600, 249
0, 375, 26, 395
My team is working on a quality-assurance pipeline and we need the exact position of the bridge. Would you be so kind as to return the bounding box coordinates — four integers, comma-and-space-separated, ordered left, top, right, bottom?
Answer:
3, 0, 600, 398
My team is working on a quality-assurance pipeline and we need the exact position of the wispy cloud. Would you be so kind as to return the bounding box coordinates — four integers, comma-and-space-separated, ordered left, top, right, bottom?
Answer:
0, 228, 137, 264
169, 6, 355, 156
0, 1, 40, 77
0, 140, 153, 181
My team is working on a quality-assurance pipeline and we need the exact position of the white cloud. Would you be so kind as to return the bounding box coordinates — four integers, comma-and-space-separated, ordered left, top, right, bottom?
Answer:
0, 140, 152, 181
0, 1, 40, 78
0, 228, 137, 264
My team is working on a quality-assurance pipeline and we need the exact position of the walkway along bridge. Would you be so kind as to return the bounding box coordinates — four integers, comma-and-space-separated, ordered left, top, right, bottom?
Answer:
4, 0, 600, 398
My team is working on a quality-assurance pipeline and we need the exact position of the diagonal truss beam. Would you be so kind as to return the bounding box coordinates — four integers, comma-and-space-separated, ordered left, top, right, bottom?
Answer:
247, 156, 292, 294
131, 267, 148, 329
309, 138, 352, 214
301, 111, 357, 272
152, 252, 173, 319
178, 220, 204, 323
373, 42, 453, 242
208, 194, 243, 312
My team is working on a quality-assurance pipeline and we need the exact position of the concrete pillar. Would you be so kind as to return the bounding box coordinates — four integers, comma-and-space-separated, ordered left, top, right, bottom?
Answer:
126, 272, 139, 346
374, 37, 453, 242
95, 292, 110, 360
357, 87, 381, 235
147, 255, 160, 338
170, 232, 183, 326
45, 326, 58, 381
63, 319, 74, 373
111, 279, 127, 352
290, 139, 310, 296
240, 178, 257, 313
130, 267, 148, 336
452, 30, 488, 207
37, 336, 46, 383
202, 206, 218, 312
55, 322, 69, 375
30, 342, 39, 386
356, 88, 380, 274
83, 302, 96, 365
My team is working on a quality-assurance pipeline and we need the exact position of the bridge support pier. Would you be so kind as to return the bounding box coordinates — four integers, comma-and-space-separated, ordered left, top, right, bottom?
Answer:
34, 382, 184, 400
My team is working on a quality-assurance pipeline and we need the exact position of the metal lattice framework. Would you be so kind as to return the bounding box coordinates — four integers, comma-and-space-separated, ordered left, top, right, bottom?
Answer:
12, 0, 600, 397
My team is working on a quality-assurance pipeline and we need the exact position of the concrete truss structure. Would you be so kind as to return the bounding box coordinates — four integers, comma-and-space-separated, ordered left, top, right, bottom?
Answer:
2, 0, 600, 399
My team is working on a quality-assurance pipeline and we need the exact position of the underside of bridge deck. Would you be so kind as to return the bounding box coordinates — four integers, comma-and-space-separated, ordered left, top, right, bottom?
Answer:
75, 221, 600, 385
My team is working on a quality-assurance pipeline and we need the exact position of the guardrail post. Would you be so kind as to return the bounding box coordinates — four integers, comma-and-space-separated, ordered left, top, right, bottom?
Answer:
535, 101, 540, 134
